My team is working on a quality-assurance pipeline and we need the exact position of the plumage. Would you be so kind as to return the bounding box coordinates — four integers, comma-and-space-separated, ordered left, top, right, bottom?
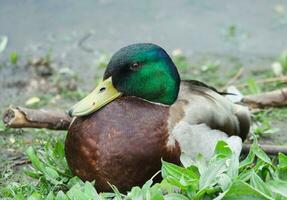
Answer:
65, 43, 251, 192
66, 96, 180, 192
167, 81, 250, 159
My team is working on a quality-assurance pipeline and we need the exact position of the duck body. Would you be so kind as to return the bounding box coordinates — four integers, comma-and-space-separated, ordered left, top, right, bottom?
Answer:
65, 43, 251, 192
65, 96, 180, 192
65, 81, 250, 191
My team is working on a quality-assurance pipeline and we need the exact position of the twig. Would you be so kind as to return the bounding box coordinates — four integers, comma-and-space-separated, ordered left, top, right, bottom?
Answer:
2, 106, 72, 130
2, 86, 287, 155
222, 68, 244, 90
78, 33, 95, 53
11, 158, 31, 168
236, 76, 287, 89
242, 87, 287, 108
242, 144, 287, 155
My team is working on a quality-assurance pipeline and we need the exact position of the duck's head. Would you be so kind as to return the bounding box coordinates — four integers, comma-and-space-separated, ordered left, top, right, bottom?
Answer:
69, 43, 180, 117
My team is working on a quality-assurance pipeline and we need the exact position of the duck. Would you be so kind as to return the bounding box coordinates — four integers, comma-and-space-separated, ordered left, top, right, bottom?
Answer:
64, 43, 251, 192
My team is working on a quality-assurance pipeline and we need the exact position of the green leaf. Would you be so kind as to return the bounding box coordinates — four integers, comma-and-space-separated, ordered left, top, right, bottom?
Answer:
127, 179, 156, 199
252, 144, 272, 165
126, 186, 142, 199
279, 50, 287, 71
0, 35, 8, 54
238, 169, 253, 182
250, 172, 273, 198
217, 174, 232, 191
25, 170, 41, 179
84, 181, 100, 199
278, 153, 287, 181
247, 78, 261, 94
278, 153, 287, 168
161, 160, 199, 181
239, 150, 255, 169
53, 140, 66, 160
199, 159, 227, 189
221, 180, 272, 200
226, 154, 239, 178
267, 179, 287, 197
66, 183, 91, 200
164, 193, 190, 200
194, 154, 208, 176
46, 191, 55, 200
26, 147, 45, 172
44, 166, 60, 180
55, 191, 69, 200
67, 176, 84, 189
149, 184, 165, 200
10, 52, 18, 65
108, 183, 123, 200
214, 141, 232, 158
27, 192, 42, 200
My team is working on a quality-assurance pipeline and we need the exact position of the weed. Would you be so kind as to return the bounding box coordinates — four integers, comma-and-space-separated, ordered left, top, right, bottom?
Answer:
10, 52, 19, 65
1, 136, 287, 199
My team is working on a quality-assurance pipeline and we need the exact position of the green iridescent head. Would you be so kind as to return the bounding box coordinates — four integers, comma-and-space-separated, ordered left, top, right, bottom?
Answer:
69, 43, 180, 116
104, 43, 180, 105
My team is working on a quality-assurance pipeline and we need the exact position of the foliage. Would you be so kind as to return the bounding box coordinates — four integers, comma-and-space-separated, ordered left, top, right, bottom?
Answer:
10, 52, 19, 65
1, 49, 287, 200
1, 136, 287, 200
279, 50, 287, 72
0, 35, 8, 54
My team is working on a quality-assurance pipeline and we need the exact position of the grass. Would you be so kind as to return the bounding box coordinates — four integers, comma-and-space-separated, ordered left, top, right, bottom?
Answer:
9, 52, 19, 65
0, 50, 287, 199
1, 134, 287, 199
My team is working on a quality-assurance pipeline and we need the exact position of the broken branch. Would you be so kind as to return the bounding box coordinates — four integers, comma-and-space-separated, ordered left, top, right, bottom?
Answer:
2, 105, 287, 155
222, 68, 244, 90
242, 87, 287, 108
242, 144, 287, 155
2, 106, 72, 130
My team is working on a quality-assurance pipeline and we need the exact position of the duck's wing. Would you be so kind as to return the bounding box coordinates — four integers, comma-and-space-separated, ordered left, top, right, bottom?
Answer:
167, 80, 251, 159
182, 80, 231, 95
175, 80, 251, 138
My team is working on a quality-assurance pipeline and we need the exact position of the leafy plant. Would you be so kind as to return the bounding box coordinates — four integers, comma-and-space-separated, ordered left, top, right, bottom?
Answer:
172, 51, 189, 71
96, 54, 111, 69
1, 135, 287, 200
0, 35, 8, 54
246, 78, 261, 94
10, 52, 19, 65
252, 119, 279, 137
279, 50, 287, 72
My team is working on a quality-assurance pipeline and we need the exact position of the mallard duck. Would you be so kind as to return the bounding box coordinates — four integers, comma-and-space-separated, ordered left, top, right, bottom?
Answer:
65, 43, 251, 192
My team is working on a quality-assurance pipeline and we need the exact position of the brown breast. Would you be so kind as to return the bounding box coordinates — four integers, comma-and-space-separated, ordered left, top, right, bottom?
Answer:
65, 96, 180, 192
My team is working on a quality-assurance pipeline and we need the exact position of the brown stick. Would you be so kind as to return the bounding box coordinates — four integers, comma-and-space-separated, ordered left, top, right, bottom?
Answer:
221, 68, 244, 90
2, 88, 287, 129
2, 106, 72, 130
242, 144, 287, 155
2, 106, 287, 155
242, 88, 287, 108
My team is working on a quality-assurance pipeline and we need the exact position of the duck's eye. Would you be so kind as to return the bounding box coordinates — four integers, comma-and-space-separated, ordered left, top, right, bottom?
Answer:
130, 62, 140, 71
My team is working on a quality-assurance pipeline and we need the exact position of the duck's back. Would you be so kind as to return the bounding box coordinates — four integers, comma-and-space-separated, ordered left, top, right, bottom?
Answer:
167, 80, 251, 159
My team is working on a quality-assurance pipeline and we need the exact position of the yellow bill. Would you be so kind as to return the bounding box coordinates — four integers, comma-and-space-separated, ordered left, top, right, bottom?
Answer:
68, 77, 122, 117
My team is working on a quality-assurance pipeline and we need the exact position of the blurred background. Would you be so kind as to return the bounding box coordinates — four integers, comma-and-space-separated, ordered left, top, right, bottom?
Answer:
1, 0, 287, 109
